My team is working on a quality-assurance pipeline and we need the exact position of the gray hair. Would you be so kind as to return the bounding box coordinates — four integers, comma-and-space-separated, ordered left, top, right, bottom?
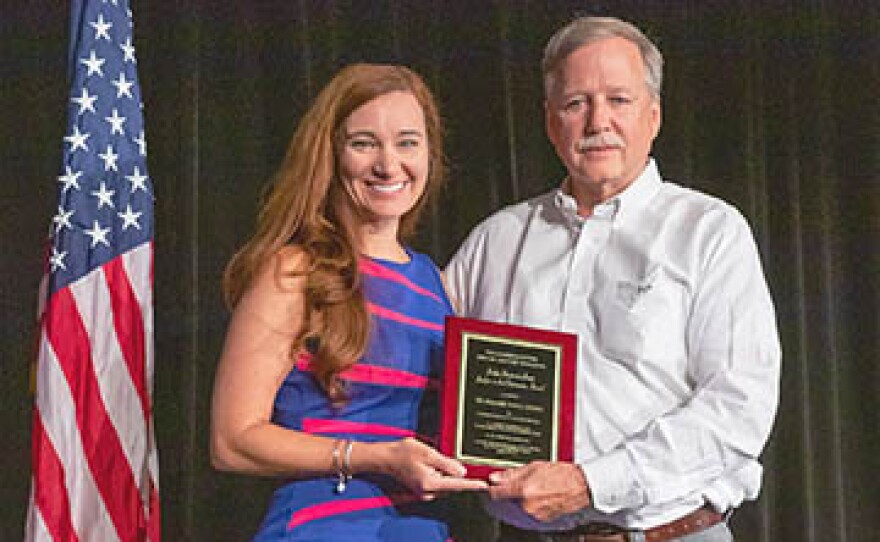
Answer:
542, 16, 664, 99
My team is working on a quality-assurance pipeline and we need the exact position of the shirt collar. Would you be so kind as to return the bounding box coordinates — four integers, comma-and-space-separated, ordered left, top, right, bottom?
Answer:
553, 158, 662, 222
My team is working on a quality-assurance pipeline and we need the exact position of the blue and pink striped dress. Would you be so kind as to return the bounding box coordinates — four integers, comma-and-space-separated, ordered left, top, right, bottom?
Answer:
252, 250, 455, 541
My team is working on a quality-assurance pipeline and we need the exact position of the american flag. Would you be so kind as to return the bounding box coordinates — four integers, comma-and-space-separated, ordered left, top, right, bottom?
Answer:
25, 0, 160, 540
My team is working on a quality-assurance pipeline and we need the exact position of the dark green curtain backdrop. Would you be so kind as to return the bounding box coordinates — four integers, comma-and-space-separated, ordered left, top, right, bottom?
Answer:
4, 1, 878, 540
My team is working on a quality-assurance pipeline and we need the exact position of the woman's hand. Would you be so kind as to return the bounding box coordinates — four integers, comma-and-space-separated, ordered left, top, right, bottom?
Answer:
358, 438, 487, 499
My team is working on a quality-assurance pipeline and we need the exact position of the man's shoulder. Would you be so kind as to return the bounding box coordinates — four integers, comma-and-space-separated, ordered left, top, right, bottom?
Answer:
469, 191, 556, 235
654, 180, 753, 237
448, 191, 556, 271
658, 180, 745, 219
659, 179, 725, 207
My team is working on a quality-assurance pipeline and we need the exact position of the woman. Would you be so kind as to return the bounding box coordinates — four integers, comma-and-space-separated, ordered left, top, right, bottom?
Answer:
210, 64, 485, 541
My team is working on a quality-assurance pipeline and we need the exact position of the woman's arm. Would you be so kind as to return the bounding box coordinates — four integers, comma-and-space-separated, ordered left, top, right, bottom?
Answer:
210, 247, 486, 495
210, 245, 327, 476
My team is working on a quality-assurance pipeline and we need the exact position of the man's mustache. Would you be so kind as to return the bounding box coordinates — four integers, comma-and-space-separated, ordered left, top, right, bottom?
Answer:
575, 133, 625, 151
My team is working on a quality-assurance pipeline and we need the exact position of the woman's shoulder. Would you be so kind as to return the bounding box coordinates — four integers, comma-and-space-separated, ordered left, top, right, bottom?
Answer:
404, 248, 444, 275
406, 249, 449, 293
242, 244, 309, 302
228, 245, 309, 339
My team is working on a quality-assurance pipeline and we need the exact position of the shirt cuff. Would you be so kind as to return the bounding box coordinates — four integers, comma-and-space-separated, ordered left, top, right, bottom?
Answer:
580, 448, 645, 513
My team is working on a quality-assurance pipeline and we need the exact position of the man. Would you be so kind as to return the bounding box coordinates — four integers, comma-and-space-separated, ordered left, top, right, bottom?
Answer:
445, 16, 781, 542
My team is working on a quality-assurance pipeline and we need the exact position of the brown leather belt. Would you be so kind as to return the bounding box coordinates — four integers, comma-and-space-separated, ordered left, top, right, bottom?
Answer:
497, 505, 725, 542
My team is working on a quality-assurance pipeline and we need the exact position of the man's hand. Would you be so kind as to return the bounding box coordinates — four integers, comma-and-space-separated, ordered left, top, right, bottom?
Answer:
487, 461, 591, 522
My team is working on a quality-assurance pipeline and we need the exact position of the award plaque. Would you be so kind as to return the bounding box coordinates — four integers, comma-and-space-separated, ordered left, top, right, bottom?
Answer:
440, 316, 577, 479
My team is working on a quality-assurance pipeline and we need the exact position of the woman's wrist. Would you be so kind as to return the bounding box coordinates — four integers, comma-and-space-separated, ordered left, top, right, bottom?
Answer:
346, 440, 379, 476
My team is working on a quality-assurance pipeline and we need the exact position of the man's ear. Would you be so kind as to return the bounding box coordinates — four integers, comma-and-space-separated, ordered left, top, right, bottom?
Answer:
544, 99, 558, 147
650, 98, 662, 140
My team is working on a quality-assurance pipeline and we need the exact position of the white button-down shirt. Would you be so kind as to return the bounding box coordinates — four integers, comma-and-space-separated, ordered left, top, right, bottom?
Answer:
445, 160, 781, 531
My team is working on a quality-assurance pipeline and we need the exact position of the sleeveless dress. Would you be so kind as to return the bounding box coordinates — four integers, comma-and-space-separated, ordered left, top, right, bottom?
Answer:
252, 249, 455, 542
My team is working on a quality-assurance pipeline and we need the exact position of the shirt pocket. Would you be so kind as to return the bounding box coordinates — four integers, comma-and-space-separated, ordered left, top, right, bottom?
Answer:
595, 269, 688, 368
596, 291, 645, 366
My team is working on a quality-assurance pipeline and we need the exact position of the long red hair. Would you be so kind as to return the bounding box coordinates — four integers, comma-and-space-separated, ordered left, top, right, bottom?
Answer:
223, 64, 447, 399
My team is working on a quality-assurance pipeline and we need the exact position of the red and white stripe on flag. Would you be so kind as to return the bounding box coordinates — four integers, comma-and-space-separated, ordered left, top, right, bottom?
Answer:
26, 0, 160, 540
27, 245, 160, 542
